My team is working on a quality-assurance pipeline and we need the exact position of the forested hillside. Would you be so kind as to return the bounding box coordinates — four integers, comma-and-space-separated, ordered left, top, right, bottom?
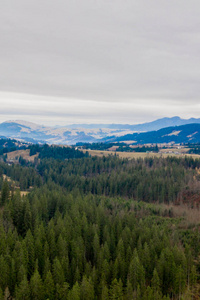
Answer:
0, 138, 27, 155
29, 144, 88, 160
104, 123, 200, 144
188, 143, 200, 155
0, 154, 200, 299
78, 142, 159, 153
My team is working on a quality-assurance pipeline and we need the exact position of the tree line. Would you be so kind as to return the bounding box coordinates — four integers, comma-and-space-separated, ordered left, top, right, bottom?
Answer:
0, 184, 199, 299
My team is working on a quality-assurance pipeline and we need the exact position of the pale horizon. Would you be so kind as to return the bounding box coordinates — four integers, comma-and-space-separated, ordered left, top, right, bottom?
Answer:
0, 91, 199, 127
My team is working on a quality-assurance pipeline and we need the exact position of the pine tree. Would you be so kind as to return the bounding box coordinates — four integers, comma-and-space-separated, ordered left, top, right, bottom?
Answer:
56, 282, 69, 300
125, 280, 134, 300
15, 275, 30, 300
175, 265, 186, 299
93, 233, 100, 264
17, 264, 27, 284
101, 281, 109, 300
151, 268, 160, 293
80, 276, 94, 300
102, 259, 110, 283
24, 230, 35, 279
128, 249, 145, 291
1, 180, 10, 206
44, 271, 55, 300
144, 286, 154, 300
0, 255, 9, 292
142, 242, 151, 279
43, 257, 51, 280
23, 200, 32, 234
52, 257, 65, 287
30, 269, 44, 300
190, 265, 197, 287
109, 278, 123, 300
68, 282, 80, 300
0, 225, 6, 256
12, 190, 24, 235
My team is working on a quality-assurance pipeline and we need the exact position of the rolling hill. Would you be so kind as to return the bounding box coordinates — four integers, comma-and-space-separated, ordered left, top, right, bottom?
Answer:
66, 116, 200, 131
0, 117, 200, 145
104, 123, 200, 144
0, 120, 135, 144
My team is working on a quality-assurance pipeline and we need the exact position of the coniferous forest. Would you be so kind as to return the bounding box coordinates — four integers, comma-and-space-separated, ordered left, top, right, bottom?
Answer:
0, 147, 200, 299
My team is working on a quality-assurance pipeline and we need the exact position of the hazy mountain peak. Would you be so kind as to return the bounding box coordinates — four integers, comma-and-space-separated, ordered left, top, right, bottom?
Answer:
3, 120, 46, 129
0, 117, 200, 144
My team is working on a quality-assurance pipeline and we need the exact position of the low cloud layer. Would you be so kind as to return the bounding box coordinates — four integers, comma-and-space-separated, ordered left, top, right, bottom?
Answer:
0, 1, 200, 124
0, 92, 199, 126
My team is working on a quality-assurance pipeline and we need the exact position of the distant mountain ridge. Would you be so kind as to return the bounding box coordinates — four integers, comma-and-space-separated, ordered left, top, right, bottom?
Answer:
104, 123, 200, 144
66, 116, 200, 131
0, 120, 135, 144
0, 117, 200, 144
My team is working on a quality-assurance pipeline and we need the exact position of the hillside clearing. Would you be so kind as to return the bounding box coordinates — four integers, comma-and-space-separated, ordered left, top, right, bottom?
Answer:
82, 149, 200, 159
6, 149, 39, 162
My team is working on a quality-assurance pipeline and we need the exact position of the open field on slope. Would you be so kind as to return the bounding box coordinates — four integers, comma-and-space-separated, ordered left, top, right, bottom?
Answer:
159, 147, 189, 154
6, 149, 39, 162
82, 149, 200, 159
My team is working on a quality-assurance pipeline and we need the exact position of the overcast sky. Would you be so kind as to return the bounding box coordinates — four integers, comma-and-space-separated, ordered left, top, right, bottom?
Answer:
0, 0, 200, 125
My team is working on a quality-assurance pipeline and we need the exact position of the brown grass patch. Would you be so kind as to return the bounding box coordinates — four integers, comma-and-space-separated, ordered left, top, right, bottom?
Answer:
108, 146, 119, 151
82, 149, 161, 159
6, 149, 39, 162
82, 149, 200, 160
159, 203, 200, 226
160, 147, 190, 154
20, 191, 29, 196
2, 174, 12, 182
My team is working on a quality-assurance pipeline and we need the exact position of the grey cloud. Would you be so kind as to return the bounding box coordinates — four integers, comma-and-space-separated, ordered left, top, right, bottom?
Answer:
0, 0, 200, 124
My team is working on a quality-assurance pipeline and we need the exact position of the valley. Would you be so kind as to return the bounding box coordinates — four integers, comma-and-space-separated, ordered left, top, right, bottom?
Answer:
0, 117, 200, 145
0, 118, 200, 299
1, 145, 200, 299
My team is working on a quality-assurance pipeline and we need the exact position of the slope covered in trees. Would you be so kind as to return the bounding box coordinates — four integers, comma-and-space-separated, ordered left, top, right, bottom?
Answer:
29, 144, 88, 160
0, 138, 27, 155
0, 155, 200, 299
78, 142, 159, 153
104, 123, 200, 144
37, 155, 200, 204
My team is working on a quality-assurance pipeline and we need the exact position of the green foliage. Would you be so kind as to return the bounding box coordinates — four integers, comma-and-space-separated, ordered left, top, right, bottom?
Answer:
35, 155, 200, 203
44, 271, 55, 300
15, 276, 30, 300
80, 142, 159, 153
1, 180, 10, 206
68, 282, 80, 300
29, 143, 87, 160
109, 278, 123, 300
0, 155, 200, 298
0, 138, 26, 155
30, 269, 44, 300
